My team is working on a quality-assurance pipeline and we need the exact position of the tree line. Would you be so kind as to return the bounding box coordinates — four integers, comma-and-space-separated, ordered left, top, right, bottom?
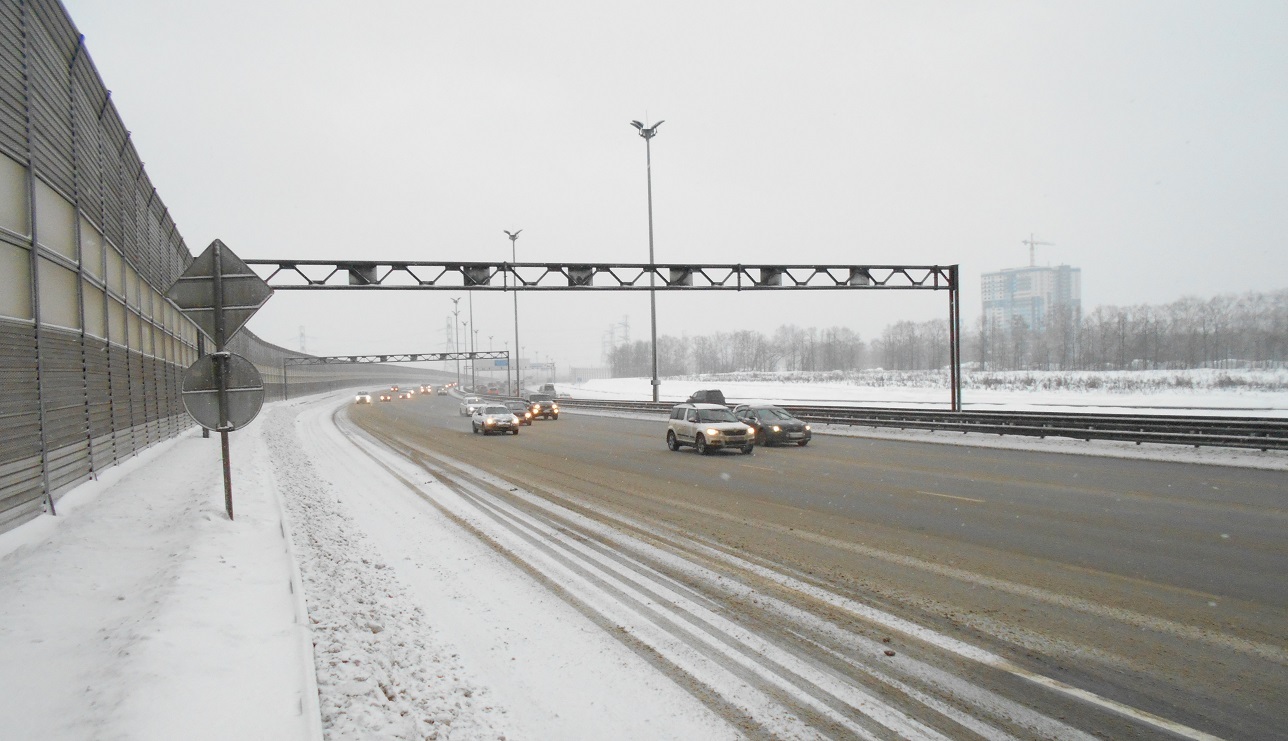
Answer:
605, 289, 1288, 376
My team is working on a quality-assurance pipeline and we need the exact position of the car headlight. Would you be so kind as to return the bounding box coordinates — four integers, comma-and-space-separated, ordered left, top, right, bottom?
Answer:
771, 425, 781, 432
746, 426, 756, 435
551, 403, 559, 410
804, 425, 811, 431
705, 428, 721, 437
485, 418, 496, 425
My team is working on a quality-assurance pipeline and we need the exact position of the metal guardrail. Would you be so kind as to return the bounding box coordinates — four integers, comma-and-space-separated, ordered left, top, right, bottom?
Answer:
556, 399, 1288, 451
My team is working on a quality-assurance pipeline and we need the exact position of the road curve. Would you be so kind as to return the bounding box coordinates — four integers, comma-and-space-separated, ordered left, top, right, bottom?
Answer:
345, 394, 1287, 739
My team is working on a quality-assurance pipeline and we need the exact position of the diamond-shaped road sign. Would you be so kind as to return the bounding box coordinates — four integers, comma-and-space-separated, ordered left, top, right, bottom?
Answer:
166, 239, 272, 343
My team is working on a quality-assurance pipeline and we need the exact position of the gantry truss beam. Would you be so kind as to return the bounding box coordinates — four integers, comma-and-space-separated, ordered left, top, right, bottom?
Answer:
244, 260, 958, 291
284, 351, 508, 366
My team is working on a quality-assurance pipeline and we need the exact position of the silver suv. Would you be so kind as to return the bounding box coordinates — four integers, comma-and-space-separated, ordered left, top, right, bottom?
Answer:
666, 403, 755, 455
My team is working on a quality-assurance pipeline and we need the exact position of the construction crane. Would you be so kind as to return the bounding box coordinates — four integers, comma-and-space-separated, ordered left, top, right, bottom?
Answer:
1022, 233, 1055, 267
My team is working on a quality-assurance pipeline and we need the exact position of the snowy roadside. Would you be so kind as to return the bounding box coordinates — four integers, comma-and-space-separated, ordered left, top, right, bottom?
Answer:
284, 393, 738, 739
0, 421, 317, 741
261, 396, 511, 740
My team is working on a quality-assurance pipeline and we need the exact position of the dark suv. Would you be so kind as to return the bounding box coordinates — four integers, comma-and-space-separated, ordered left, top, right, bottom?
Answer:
527, 393, 560, 420
685, 389, 727, 406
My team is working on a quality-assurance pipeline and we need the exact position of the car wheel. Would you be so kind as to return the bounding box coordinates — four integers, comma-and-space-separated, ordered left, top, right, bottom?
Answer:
666, 430, 680, 451
798, 439, 809, 447
741, 443, 754, 455
512, 428, 519, 435
695, 435, 708, 455
472, 423, 478, 433
552, 414, 559, 420
756, 429, 767, 446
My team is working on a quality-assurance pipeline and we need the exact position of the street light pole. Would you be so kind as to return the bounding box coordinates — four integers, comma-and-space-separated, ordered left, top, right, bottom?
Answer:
630, 119, 663, 403
472, 328, 479, 389
451, 298, 461, 386
504, 229, 522, 396
467, 291, 476, 391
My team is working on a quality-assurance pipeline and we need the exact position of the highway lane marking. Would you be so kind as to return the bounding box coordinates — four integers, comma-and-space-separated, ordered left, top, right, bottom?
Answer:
916, 490, 985, 503
742, 465, 779, 472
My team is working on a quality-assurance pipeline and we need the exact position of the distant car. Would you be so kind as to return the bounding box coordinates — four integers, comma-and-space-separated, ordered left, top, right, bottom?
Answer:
436, 387, 447, 396
459, 396, 485, 416
354, 391, 372, 404
390, 385, 400, 392
398, 390, 414, 400
733, 405, 812, 446
526, 393, 559, 420
503, 400, 534, 425
379, 392, 394, 402
419, 385, 432, 395
666, 403, 754, 455
686, 389, 727, 406
472, 404, 520, 435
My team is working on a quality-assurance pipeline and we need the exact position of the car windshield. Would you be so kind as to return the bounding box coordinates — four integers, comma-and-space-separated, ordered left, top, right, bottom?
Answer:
697, 409, 738, 423
762, 408, 794, 420
482, 406, 510, 415
504, 402, 526, 411
530, 394, 552, 402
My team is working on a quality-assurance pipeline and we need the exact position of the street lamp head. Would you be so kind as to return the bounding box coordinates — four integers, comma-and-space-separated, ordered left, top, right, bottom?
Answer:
504, 229, 522, 241
630, 119, 663, 140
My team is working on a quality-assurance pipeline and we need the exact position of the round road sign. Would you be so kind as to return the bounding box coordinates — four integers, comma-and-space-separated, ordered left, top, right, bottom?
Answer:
181, 353, 265, 431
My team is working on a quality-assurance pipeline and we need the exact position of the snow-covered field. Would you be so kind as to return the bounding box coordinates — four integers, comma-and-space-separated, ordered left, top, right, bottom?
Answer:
562, 370, 1288, 415
1, 376, 1285, 740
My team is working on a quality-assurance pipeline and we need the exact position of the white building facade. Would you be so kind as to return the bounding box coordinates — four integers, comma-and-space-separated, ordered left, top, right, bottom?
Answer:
981, 265, 1082, 329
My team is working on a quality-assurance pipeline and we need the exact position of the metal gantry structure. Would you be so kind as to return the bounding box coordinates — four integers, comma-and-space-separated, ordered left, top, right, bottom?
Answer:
247, 259, 963, 410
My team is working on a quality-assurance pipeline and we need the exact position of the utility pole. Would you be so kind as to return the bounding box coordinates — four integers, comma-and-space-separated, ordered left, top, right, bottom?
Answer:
630, 118, 664, 402
451, 298, 461, 386
504, 229, 522, 397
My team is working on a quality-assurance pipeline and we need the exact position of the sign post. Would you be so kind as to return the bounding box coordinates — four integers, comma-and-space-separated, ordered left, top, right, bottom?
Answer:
166, 240, 273, 519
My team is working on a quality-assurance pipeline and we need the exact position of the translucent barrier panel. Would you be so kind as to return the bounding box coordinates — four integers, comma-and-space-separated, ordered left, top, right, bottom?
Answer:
37, 257, 80, 330
0, 154, 29, 237
106, 243, 123, 296
0, 241, 32, 320
127, 308, 141, 349
125, 263, 139, 309
35, 180, 76, 262
83, 280, 106, 339
80, 217, 104, 281
108, 298, 125, 345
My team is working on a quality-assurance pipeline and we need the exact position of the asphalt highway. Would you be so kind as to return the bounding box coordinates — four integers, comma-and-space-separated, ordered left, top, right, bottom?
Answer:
350, 393, 1287, 739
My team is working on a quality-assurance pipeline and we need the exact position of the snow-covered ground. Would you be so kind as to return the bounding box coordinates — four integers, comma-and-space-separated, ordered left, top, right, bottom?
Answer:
561, 372, 1288, 415
2, 378, 1285, 740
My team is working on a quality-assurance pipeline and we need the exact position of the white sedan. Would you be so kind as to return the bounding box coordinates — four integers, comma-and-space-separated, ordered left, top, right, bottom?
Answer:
459, 396, 484, 416
471, 405, 520, 435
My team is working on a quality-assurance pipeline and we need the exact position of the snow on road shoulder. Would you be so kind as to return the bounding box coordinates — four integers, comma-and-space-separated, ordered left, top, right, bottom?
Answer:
292, 395, 738, 740
262, 398, 510, 740
0, 424, 314, 741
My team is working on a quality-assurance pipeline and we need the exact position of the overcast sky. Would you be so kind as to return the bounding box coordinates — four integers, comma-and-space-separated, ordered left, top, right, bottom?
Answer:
63, 0, 1288, 372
